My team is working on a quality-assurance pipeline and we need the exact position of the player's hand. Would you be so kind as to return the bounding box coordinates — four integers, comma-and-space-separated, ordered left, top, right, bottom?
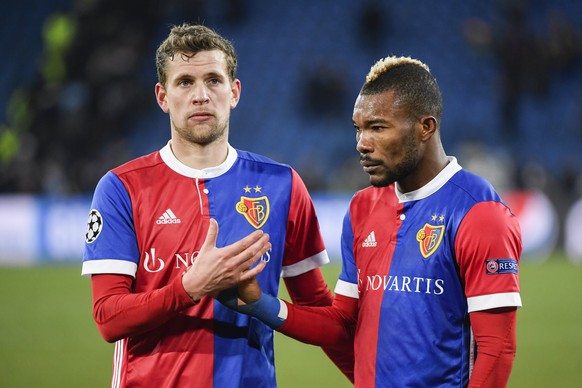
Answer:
237, 276, 262, 305
182, 219, 270, 301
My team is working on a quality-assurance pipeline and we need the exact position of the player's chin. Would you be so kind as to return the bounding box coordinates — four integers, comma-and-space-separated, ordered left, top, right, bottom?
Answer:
369, 173, 393, 188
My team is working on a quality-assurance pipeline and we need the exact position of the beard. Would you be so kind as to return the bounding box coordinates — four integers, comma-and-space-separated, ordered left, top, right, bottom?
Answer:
172, 115, 229, 146
364, 130, 420, 188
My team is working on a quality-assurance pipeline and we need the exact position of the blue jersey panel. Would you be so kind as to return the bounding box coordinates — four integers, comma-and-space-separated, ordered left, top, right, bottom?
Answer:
206, 152, 292, 388
83, 171, 139, 267
339, 209, 357, 286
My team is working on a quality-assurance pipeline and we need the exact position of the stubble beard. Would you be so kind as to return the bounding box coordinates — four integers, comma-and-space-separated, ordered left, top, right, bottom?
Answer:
173, 116, 229, 146
370, 131, 420, 188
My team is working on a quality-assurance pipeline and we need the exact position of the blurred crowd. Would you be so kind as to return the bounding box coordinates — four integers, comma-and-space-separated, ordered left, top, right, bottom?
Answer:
1, 0, 581, 219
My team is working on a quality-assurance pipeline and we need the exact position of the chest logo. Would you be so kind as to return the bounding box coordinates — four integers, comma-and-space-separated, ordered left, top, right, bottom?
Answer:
416, 224, 444, 258
236, 196, 270, 229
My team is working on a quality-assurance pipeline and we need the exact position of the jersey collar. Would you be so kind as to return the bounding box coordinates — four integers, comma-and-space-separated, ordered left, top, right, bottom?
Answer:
159, 141, 238, 179
395, 156, 462, 202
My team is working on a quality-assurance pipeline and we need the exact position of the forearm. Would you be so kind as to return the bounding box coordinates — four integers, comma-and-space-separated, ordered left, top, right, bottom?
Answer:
469, 308, 517, 387
284, 270, 355, 382
92, 274, 196, 342
278, 296, 355, 347
283, 269, 333, 306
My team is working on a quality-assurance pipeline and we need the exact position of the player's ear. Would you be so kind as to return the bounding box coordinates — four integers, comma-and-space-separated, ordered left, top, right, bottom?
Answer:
419, 116, 437, 141
155, 83, 169, 113
230, 79, 241, 109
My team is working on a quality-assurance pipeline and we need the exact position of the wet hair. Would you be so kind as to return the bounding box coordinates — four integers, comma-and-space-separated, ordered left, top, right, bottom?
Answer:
361, 56, 442, 126
155, 23, 238, 85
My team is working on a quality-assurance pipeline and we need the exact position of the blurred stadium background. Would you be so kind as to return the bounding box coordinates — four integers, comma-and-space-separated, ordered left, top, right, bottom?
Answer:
1, 0, 582, 386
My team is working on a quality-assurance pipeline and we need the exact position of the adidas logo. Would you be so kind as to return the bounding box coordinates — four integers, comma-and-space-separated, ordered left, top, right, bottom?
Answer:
156, 208, 181, 225
362, 231, 377, 247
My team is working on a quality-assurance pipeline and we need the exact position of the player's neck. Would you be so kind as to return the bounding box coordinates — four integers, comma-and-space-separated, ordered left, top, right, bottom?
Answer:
170, 137, 229, 170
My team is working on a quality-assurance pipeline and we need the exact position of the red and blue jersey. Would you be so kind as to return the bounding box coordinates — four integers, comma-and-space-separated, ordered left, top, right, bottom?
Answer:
82, 142, 329, 388
334, 157, 522, 387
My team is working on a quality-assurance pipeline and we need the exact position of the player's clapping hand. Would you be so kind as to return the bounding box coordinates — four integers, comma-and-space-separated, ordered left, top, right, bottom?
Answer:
182, 218, 270, 301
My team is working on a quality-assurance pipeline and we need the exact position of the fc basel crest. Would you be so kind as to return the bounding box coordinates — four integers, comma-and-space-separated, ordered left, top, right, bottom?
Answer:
236, 196, 270, 229
416, 223, 444, 258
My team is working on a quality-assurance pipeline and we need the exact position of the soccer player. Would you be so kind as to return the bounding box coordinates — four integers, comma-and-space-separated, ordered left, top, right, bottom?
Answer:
222, 56, 522, 387
82, 23, 352, 388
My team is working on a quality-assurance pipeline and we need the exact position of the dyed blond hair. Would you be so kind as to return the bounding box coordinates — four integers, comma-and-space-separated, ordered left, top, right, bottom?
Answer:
366, 56, 430, 83
361, 55, 442, 125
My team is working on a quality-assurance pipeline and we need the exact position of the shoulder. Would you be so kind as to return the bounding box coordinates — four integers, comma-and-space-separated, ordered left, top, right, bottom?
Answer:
235, 149, 291, 171
448, 169, 502, 204
234, 149, 303, 183
349, 185, 397, 216
111, 150, 163, 177
352, 184, 395, 202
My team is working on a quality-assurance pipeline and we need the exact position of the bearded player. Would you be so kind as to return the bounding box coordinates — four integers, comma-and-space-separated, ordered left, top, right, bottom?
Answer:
222, 55, 522, 387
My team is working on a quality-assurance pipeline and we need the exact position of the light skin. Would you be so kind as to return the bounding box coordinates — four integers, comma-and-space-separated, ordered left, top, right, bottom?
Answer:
155, 49, 267, 301
155, 49, 241, 170
183, 219, 270, 301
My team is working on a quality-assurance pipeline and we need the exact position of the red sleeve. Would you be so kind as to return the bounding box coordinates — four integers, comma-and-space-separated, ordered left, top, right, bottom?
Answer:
469, 308, 517, 387
91, 273, 196, 342
455, 201, 522, 312
282, 170, 327, 272
279, 293, 357, 346
283, 268, 333, 306
284, 270, 355, 382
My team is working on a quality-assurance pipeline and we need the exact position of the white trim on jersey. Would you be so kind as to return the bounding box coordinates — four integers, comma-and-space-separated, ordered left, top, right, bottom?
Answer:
467, 292, 522, 312
160, 141, 238, 179
81, 259, 138, 278
278, 298, 289, 320
395, 156, 462, 203
468, 329, 475, 379
334, 279, 359, 299
280, 250, 330, 278
112, 338, 125, 388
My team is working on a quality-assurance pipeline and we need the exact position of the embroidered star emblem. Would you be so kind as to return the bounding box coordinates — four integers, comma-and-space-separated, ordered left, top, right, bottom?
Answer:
439, 215, 445, 222
254, 185, 262, 193
431, 214, 438, 221
243, 185, 251, 193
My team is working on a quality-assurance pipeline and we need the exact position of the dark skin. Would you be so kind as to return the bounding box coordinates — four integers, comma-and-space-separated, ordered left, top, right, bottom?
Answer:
352, 89, 515, 324
235, 89, 449, 304
230, 87, 517, 388
352, 89, 448, 192
236, 89, 449, 304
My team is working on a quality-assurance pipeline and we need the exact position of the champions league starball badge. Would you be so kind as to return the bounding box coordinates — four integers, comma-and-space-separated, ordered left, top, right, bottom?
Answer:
85, 209, 103, 243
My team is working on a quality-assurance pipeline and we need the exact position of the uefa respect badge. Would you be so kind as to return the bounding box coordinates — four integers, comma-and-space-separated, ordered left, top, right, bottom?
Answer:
485, 258, 519, 275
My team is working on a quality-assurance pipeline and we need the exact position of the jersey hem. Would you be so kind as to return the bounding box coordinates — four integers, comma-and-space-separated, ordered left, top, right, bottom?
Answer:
467, 292, 522, 312
81, 259, 138, 278
334, 279, 359, 298
281, 250, 330, 277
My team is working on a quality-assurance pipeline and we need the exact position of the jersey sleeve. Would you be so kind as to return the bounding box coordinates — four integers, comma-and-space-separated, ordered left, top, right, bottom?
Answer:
82, 171, 140, 277
335, 207, 359, 299
455, 201, 522, 312
281, 169, 329, 277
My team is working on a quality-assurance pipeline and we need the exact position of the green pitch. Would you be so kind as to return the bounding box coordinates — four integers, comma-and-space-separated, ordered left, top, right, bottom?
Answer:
0, 255, 580, 387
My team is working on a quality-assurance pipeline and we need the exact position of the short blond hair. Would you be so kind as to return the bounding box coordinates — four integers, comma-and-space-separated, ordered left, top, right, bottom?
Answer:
359, 55, 442, 125
366, 56, 431, 84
